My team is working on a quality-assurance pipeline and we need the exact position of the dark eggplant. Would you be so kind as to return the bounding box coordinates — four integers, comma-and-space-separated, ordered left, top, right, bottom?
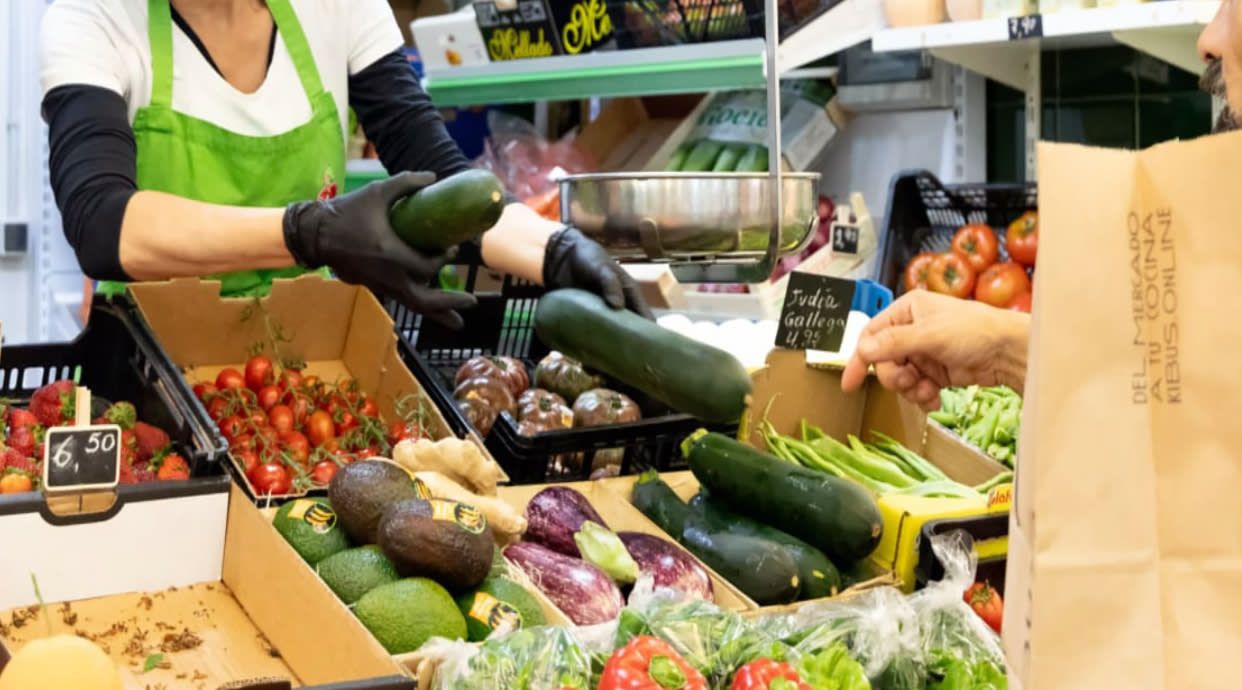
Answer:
523, 486, 608, 557
504, 541, 622, 625
618, 531, 713, 601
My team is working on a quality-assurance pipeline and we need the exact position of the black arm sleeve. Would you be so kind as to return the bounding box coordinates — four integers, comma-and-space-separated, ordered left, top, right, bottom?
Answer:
348, 50, 473, 181
43, 85, 135, 282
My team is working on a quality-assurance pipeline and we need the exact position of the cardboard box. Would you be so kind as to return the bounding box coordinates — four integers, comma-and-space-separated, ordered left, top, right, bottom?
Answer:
576, 97, 712, 172
0, 479, 409, 689
496, 480, 755, 611
126, 276, 463, 500
743, 349, 1012, 592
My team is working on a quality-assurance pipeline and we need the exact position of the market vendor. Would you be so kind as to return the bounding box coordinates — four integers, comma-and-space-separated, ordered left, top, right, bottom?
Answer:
42, 0, 650, 329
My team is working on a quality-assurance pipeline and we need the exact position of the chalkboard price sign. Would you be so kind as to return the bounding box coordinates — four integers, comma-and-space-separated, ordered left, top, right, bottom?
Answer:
776, 273, 857, 352
42, 424, 122, 493
1007, 14, 1042, 40
831, 223, 861, 255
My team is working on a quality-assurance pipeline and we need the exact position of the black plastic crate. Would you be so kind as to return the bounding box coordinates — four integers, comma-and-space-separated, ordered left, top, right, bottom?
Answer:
878, 170, 1038, 296
388, 262, 733, 484
914, 514, 1009, 595
606, 0, 840, 48
0, 302, 228, 480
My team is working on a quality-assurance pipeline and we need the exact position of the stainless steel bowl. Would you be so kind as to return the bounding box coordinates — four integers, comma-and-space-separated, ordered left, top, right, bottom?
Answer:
559, 172, 821, 261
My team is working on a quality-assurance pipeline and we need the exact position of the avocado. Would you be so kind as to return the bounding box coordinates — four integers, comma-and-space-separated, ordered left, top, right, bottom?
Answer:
488, 546, 507, 578
455, 577, 546, 642
316, 546, 399, 605
272, 497, 349, 565
377, 498, 494, 592
329, 460, 424, 544
354, 578, 466, 654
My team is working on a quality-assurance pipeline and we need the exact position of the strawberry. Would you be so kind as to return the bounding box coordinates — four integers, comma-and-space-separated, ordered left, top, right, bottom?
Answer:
8, 425, 36, 458
132, 422, 170, 463
29, 380, 76, 428
101, 401, 137, 430
3, 454, 38, 477
155, 453, 190, 480
121, 430, 138, 467
7, 408, 39, 431
131, 461, 155, 483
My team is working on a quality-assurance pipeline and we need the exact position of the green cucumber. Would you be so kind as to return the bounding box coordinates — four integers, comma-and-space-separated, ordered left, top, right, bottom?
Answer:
665, 144, 692, 171
631, 471, 694, 538
388, 169, 505, 252
689, 492, 841, 600
534, 289, 752, 423
680, 522, 800, 605
711, 143, 745, 172
684, 430, 883, 564
736, 144, 769, 173
681, 140, 725, 172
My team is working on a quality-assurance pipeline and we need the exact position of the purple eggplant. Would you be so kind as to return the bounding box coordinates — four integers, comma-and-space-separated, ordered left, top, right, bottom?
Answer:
504, 541, 623, 625
524, 486, 608, 557
619, 532, 714, 601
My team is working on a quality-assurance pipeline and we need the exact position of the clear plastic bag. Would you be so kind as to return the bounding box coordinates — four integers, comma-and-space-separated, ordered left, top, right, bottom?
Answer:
473, 111, 594, 219
909, 531, 1008, 690
429, 626, 593, 690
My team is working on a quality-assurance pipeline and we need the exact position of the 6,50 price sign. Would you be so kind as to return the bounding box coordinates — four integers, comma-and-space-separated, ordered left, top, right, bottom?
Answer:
42, 424, 122, 493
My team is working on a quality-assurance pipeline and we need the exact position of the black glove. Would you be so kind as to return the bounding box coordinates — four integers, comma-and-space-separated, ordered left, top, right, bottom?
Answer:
283, 171, 477, 329
542, 227, 653, 319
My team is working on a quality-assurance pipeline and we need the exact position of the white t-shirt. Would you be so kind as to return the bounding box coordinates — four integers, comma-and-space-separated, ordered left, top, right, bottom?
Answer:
40, 0, 405, 142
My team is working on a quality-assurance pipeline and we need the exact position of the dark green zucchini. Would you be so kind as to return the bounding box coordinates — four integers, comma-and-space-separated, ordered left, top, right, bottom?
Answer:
388, 169, 505, 252
630, 471, 694, 538
534, 290, 752, 423
684, 430, 883, 564
679, 521, 800, 605
689, 492, 841, 600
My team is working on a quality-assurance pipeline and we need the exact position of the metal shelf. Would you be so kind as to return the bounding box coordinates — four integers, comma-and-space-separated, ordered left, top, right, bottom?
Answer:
422, 0, 886, 107
871, 2, 1217, 89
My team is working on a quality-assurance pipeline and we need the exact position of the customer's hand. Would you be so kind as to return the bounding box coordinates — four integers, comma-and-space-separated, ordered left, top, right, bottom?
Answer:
542, 228, 653, 319
283, 172, 477, 329
841, 290, 1030, 409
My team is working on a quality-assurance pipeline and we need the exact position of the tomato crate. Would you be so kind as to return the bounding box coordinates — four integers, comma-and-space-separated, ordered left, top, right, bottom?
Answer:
878, 170, 1038, 297
386, 260, 735, 485
0, 301, 228, 483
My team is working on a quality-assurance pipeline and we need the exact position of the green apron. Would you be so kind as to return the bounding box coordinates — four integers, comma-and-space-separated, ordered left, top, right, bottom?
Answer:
100, 0, 344, 298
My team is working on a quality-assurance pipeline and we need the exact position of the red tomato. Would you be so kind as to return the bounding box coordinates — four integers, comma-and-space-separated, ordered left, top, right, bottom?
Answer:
234, 449, 260, 476
355, 447, 376, 461
974, 262, 1032, 308
965, 582, 1003, 633
230, 433, 254, 453
321, 438, 340, 454
249, 462, 292, 496
951, 223, 999, 273
192, 382, 217, 400
334, 411, 359, 436
307, 410, 336, 447
268, 404, 295, 435
359, 398, 379, 419
215, 368, 245, 391
1009, 292, 1032, 313
927, 253, 976, 299
278, 369, 303, 392
280, 431, 312, 467
311, 460, 339, 486
387, 420, 425, 446
1006, 211, 1038, 266
255, 384, 282, 411
218, 415, 244, 441
246, 409, 268, 431
206, 397, 229, 421
903, 252, 936, 292
337, 378, 361, 403
244, 355, 275, 392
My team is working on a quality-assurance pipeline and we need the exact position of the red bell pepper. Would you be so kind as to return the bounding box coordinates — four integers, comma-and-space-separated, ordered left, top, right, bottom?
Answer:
730, 659, 812, 690
598, 636, 707, 690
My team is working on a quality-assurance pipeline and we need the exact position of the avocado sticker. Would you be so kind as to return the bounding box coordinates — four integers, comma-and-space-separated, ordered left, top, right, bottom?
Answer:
430, 499, 488, 534
286, 499, 338, 535
467, 592, 522, 635
413, 477, 432, 500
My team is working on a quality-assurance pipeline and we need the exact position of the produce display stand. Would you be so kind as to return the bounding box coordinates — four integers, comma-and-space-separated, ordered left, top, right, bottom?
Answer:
123, 276, 461, 502
0, 481, 411, 689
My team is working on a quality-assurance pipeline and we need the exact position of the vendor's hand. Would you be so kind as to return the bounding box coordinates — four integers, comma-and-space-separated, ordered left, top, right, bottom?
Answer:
542, 227, 653, 319
283, 172, 476, 329
841, 290, 1030, 409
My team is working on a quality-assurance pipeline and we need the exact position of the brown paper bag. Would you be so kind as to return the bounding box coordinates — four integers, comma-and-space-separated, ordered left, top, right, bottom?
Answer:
1005, 132, 1242, 690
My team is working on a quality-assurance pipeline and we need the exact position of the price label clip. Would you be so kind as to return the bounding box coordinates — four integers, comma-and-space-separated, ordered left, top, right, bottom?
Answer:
41, 387, 122, 516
